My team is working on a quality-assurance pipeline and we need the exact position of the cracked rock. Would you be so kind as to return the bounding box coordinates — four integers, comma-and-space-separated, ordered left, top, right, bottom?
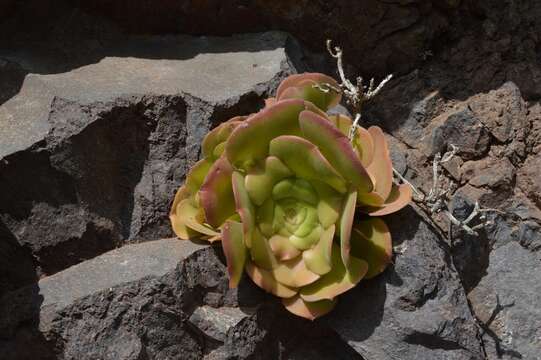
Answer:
469, 242, 541, 360
0, 31, 303, 291
326, 206, 484, 360
189, 305, 252, 343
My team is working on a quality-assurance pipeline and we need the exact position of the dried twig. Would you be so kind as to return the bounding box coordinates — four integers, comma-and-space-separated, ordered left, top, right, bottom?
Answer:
321, 40, 393, 141
322, 39, 503, 238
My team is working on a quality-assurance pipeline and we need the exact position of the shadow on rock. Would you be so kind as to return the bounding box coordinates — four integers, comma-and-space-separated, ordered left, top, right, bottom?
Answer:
0, 284, 55, 360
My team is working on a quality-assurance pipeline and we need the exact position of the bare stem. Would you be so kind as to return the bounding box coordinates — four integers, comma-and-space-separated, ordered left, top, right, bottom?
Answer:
323, 39, 503, 240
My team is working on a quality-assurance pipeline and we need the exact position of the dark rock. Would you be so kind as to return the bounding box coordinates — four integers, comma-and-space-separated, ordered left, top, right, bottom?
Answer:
0, 239, 361, 360
327, 206, 484, 360
460, 157, 516, 189
467, 82, 528, 145
424, 107, 491, 160
0, 31, 302, 288
221, 301, 361, 360
517, 221, 541, 254
0, 239, 208, 359
468, 242, 541, 360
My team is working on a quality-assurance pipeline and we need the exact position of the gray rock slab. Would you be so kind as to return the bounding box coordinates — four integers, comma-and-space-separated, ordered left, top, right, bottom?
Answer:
0, 239, 214, 359
0, 31, 303, 287
469, 242, 541, 360
39, 238, 206, 309
0, 31, 299, 159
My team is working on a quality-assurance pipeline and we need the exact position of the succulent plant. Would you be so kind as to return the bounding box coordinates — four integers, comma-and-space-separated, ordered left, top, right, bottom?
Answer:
170, 73, 412, 320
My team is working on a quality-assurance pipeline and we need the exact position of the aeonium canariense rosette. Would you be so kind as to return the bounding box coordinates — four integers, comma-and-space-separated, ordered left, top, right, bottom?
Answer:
170, 73, 412, 320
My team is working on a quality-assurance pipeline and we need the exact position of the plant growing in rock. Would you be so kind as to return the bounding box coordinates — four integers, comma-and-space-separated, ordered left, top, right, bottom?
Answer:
170, 73, 412, 319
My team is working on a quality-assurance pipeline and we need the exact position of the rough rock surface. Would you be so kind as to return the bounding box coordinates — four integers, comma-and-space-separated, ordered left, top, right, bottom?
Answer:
327, 206, 483, 360
0, 239, 359, 360
469, 242, 541, 360
2, 1, 541, 359
0, 31, 303, 292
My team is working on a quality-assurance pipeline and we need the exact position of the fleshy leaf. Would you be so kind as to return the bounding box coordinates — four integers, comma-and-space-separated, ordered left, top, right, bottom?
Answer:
303, 225, 335, 275
269, 234, 301, 260
245, 261, 297, 298
366, 184, 413, 216
271, 257, 320, 288
366, 126, 393, 200
202, 117, 244, 160
185, 158, 213, 194
264, 97, 276, 107
226, 99, 305, 170
282, 295, 336, 321
272, 178, 318, 206
222, 220, 247, 288
250, 228, 278, 270
350, 218, 392, 279
299, 111, 373, 193
245, 156, 293, 206
170, 194, 219, 239
199, 156, 236, 228
328, 114, 352, 136
312, 181, 342, 228
269, 135, 346, 193
257, 197, 275, 238
357, 191, 385, 208
300, 245, 368, 302
276, 73, 341, 111
290, 223, 321, 251
328, 114, 374, 167
170, 185, 192, 239
340, 190, 357, 268
354, 126, 375, 167
232, 171, 255, 247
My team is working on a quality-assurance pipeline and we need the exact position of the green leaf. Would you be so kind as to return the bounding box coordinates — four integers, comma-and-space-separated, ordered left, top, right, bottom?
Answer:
353, 126, 375, 167
271, 257, 320, 288
365, 184, 412, 216
350, 218, 392, 279
269, 135, 346, 193
272, 178, 318, 206
340, 190, 357, 268
245, 156, 293, 206
245, 261, 297, 298
269, 234, 301, 260
202, 117, 244, 160
250, 228, 278, 270
299, 111, 373, 193
222, 220, 247, 288
225, 99, 305, 170
303, 225, 335, 275
170, 192, 220, 240
366, 126, 393, 200
232, 171, 255, 247
290, 223, 321, 251
276, 73, 341, 111
185, 158, 213, 194
300, 245, 368, 302
199, 157, 236, 228
312, 181, 342, 228
256, 197, 275, 238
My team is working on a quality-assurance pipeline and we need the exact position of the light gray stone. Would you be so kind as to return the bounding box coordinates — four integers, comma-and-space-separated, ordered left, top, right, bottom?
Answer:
189, 305, 252, 342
